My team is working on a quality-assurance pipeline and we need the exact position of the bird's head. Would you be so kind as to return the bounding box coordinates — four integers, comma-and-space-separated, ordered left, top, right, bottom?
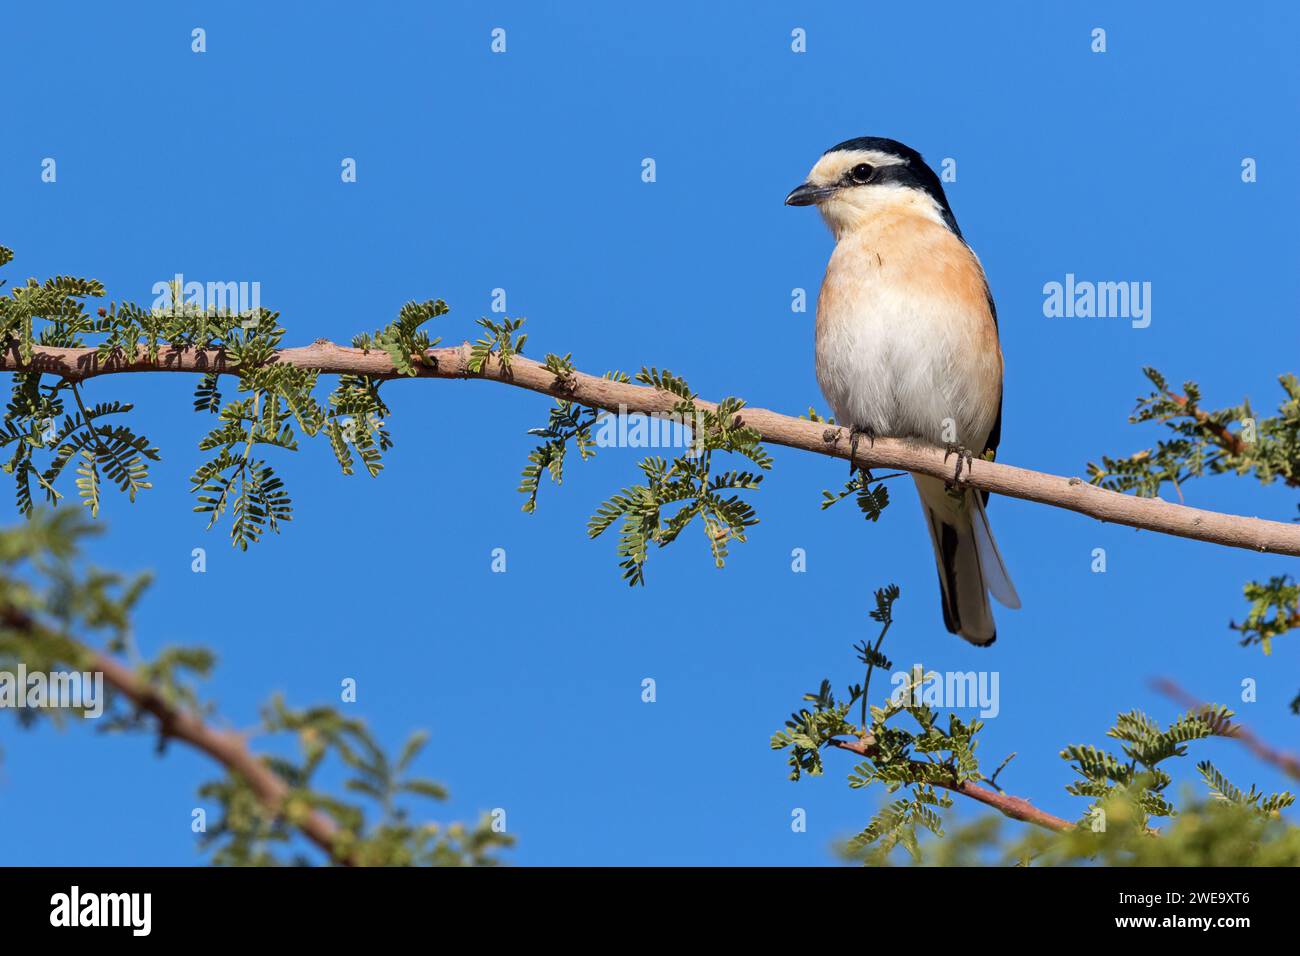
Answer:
785, 137, 959, 239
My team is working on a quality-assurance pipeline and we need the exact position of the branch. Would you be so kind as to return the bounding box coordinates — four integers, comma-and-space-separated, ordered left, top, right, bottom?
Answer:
1168, 390, 1249, 458
5, 340, 1299, 557
1151, 678, 1300, 782
0, 606, 351, 864
829, 737, 1074, 833
1164, 386, 1300, 491
92, 650, 351, 863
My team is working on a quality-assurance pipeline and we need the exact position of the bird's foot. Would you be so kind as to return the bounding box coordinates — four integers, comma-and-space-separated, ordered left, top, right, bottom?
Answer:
942, 442, 974, 488
848, 425, 876, 477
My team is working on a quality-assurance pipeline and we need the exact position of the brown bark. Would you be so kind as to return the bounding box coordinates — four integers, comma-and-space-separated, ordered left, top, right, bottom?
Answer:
90, 650, 350, 863
830, 737, 1075, 833
0, 605, 349, 863
1152, 678, 1300, 782
2, 340, 1294, 557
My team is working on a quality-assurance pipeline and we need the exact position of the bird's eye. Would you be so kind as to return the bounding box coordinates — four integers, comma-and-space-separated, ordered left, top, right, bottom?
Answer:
849, 163, 875, 184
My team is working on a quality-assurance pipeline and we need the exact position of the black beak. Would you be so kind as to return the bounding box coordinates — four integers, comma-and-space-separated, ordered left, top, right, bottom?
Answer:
785, 182, 836, 206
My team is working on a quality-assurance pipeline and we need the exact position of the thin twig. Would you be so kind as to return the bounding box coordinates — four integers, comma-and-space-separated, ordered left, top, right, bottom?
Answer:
860, 621, 891, 730
829, 737, 1074, 832
1151, 677, 1300, 782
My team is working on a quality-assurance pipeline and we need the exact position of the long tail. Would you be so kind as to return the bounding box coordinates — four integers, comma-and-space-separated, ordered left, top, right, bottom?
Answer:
913, 475, 1021, 646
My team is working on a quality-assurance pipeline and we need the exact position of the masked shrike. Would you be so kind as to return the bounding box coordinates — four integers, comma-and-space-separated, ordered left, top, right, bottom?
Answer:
786, 136, 1020, 645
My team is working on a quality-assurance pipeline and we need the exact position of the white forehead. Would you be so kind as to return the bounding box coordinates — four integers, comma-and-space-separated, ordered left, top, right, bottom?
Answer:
807, 149, 908, 185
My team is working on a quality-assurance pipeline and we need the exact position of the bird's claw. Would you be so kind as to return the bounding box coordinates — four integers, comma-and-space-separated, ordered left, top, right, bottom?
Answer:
848, 425, 876, 477
943, 442, 974, 488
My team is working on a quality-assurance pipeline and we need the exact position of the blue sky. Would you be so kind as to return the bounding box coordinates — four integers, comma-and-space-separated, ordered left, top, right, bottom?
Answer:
2, 1, 1298, 865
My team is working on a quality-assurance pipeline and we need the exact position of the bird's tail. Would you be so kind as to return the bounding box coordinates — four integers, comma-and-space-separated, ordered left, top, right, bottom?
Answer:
913, 475, 1021, 646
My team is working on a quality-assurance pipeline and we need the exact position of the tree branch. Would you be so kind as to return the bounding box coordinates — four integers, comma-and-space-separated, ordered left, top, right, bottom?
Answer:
829, 737, 1074, 832
1164, 387, 1300, 491
4, 340, 1298, 557
1151, 677, 1300, 782
91, 650, 351, 863
0, 606, 351, 864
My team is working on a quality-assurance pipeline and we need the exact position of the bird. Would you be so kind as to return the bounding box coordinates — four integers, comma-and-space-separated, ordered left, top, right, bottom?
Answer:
785, 136, 1020, 645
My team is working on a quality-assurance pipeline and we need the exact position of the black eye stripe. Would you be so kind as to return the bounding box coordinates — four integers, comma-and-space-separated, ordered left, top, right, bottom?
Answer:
847, 163, 875, 184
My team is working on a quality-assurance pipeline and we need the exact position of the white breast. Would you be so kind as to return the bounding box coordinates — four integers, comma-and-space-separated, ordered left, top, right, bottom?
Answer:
814, 217, 1002, 451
